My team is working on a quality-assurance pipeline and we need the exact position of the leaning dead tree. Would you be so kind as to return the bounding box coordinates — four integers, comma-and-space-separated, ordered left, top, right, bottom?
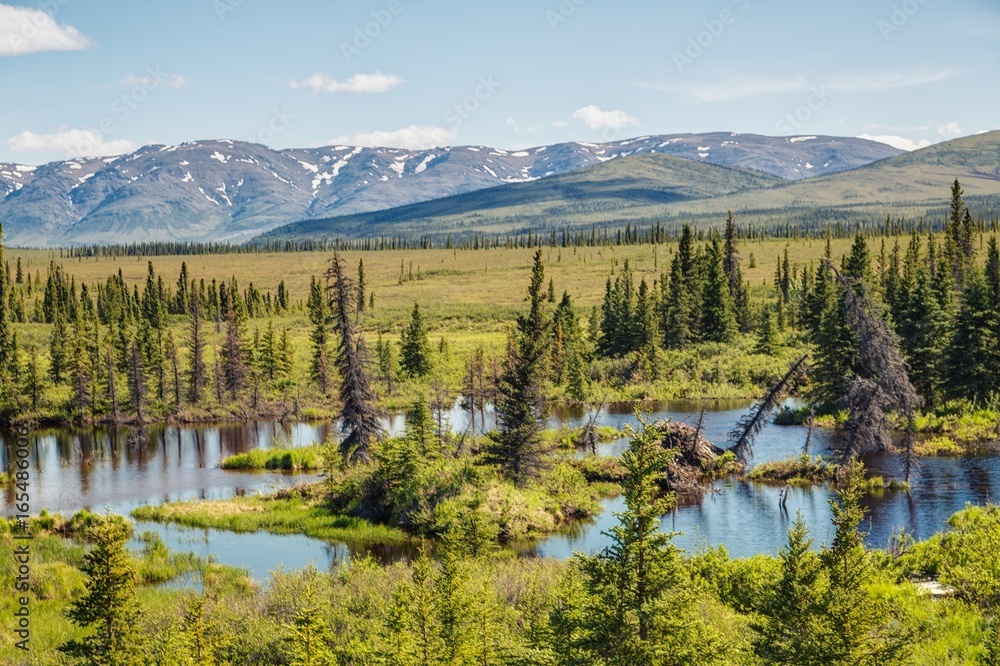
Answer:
728, 355, 808, 463
829, 262, 920, 480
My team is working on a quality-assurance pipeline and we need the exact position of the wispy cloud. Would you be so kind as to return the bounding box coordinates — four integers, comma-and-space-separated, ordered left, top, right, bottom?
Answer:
0, 3, 92, 57
828, 68, 963, 93
120, 72, 189, 90
6, 129, 137, 157
640, 75, 809, 103
571, 105, 638, 130
642, 68, 962, 103
330, 125, 456, 149
292, 71, 403, 94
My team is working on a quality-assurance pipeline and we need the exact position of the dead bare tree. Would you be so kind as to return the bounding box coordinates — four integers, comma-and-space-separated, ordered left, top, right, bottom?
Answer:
577, 394, 608, 456
728, 355, 808, 463
828, 261, 921, 480
803, 405, 816, 454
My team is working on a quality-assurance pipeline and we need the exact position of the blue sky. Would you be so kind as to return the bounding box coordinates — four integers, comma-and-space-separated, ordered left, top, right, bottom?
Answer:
1, 0, 997, 164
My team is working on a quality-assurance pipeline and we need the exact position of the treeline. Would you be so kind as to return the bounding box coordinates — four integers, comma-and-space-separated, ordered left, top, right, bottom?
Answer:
49, 207, 1000, 258
0, 249, 296, 423
797, 180, 1000, 409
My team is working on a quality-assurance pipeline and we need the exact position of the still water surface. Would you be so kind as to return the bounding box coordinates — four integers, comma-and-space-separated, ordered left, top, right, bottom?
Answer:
2, 401, 996, 580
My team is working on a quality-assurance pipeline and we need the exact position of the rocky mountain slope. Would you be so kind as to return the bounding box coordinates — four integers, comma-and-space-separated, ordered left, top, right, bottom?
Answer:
0, 133, 901, 246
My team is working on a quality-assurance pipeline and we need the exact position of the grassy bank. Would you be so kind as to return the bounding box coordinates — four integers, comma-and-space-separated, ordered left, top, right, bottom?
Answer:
131, 494, 409, 546
220, 445, 325, 471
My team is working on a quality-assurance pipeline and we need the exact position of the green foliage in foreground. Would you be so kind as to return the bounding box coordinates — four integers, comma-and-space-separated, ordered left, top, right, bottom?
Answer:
6, 462, 1000, 664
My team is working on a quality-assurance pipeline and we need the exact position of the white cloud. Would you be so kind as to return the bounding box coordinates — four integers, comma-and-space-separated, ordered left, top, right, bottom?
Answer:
120, 73, 189, 90
506, 117, 543, 134
6, 129, 137, 158
571, 105, 638, 130
857, 134, 933, 152
292, 71, 403, 94
329, 125, 456, 150
936, 122, 963, 137
0, 3, 91, 57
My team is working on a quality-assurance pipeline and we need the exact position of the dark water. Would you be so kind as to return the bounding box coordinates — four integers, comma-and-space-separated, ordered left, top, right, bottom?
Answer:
2, 401, 997, 580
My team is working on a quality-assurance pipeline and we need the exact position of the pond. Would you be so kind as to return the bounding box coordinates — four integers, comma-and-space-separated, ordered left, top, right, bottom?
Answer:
2, 401, 996, 580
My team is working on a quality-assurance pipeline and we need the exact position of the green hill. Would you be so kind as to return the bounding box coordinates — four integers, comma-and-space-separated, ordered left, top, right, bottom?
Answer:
257, 154, 785, 241
259, 131, 1000, 242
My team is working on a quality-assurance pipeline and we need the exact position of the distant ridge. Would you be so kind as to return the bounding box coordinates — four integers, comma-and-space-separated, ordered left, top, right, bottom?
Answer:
0, 133, 900, 247
258, 131, 1000, 243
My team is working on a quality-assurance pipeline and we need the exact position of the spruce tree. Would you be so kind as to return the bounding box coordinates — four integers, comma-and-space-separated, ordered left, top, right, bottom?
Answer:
986, 236, 1000, 304
356, 258, 366, 316
756, 304, 780, 355
898, 268, 947, 406
220, 293, 246, 401
400, 303, 432, 378
662, 253, 693, 349
307, 276, 331, 395
819, 465, 910, 664
700, 232, 736, 342
127, 341, 146, 422
946, 179, 974, 284
406, 393, 438, 457
723, 211, 751, 331
327, 253, 383, 464
482, 250, 553, 485
576, 414, 719, 664
752, 512, 829, 664
59, 515, 143, 663
187, 287, 207, 404
284, 567, 335, 666
944, 269, 999, 402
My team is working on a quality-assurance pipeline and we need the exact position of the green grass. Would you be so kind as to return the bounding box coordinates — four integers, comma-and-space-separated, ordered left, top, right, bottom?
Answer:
131, 495, 410, 546
747, 454, 838, 485
220, 445, 325, 471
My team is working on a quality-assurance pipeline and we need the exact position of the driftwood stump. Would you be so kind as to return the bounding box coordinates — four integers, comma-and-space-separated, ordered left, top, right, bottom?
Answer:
649, 420, 726, 497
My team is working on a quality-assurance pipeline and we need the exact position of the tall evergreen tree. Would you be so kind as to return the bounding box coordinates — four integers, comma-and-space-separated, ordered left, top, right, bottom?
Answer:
482, 250, 553, 485
327, 253, 383, 464
700, 232, 736, 342
59, 516, 143, 663
400, 303, 432, 377
127, 341, 146, 422
752, 512, 829, 664
307, 276, 331, 395
356, 258, 367, 317
220, 293, 246, 401
723, 211, 751, 331
574, 415, 719, 664
187, 287, 207, 404
986, 236, 1000, 304
820, 465, 910, 664
662, 254, 693, 349
898, 268, 947, 406
946, 179, 974, 285
944, 269, 999, 402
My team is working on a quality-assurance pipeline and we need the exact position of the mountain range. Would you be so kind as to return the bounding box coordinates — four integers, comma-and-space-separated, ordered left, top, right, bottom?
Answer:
0, 133, 902, 247
261, 131, 1000, 244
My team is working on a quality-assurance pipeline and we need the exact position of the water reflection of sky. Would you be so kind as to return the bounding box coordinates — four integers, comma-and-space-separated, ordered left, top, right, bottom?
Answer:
3, 400, 997, 577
